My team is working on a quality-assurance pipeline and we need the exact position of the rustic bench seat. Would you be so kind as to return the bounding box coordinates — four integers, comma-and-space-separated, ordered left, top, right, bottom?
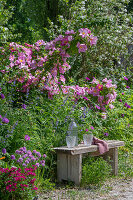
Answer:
54, 140, 125, 185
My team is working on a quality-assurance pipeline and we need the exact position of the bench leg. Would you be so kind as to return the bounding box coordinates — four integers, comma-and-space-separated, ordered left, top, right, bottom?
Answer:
57, 153, 82, 185
102, 147, 118, 175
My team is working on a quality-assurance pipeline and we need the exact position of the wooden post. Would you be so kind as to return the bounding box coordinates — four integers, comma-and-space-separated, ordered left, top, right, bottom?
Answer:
102, 147, 118, 175
57, 153, 82, 185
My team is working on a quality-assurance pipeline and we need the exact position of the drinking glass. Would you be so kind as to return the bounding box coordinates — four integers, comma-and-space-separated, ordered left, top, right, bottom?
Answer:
66, 136, 76, 148
83, 134, 93, 146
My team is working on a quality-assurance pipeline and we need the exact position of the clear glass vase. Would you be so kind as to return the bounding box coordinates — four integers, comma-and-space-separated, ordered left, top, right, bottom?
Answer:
68, 120, 78, 146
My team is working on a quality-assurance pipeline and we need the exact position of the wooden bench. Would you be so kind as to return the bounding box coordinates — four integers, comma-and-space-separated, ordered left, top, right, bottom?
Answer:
54, 140, 125, 185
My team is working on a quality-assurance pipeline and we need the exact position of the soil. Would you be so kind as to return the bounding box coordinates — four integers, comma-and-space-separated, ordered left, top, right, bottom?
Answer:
38, 177, 133, 200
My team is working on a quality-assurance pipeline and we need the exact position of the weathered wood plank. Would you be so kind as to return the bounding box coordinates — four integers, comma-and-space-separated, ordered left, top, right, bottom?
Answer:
57, 153, 82, 184
57, 153, 68, 182
54, 140, 124, 155
67, 154, 82, 185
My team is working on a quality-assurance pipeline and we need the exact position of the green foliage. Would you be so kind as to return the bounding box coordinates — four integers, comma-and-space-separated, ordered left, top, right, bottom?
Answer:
97, 88, 133, 146
3, 0, 76, 43
1, 76, 132, 179
40, 178, 55, 192
46, 0, 132, 81
118, 149, 133, 177
0, 0, 14, 45
81, 156, 112, 186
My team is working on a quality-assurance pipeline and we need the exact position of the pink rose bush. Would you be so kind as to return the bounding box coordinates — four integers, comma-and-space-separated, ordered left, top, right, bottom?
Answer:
1, 27, 116, 115
0, 28, 97, 99
61, 77, 117, 113
0, 27, 116, 115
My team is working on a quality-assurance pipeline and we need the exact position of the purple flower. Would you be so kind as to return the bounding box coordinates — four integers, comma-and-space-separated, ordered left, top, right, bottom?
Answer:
33, 150, 37, 154
2, 117, 9, 123
17, 157, 23, 163
124, 77, 128, 81
85, 77, 90, 81
27, 150, 32, 155
104, 132, 109, 136
65, 30, 75, 35
22, 154, 28, 159
79, 28, 89, 38
15, 150, 21, 154
29, 154, 33, 158
43, 154, 46, 158
83, 96, 88, 101
35, 163, 40, 167
121, 114, 124, 117
90, 126, 94, 130
96, 105, 100, 110
11, 155, 15, 160
35, 40, 46, 46
88, 35, 98, 46
122, 93, 124, 95
127, 105, 131, 109
0, 115, 2, 119
126, 86, 130, 89
25, 135, 30, 141
22, 163, 27, 167
22, 147, 27, 153
31, 157, 36, 161
119, 99, 122, 102
0, 93, 5, 99
109, 104, 114, 109
40, 160, 45, 166
77, 92, 80, 96
22, 104, 27, 109
36, 152, 41, 158
124, 103, 128, 107
2, 148, 6, 154
85, 129, 89, 132
101, 112, 107, 120
25, 159, 30, 164
77, 42, 87, 53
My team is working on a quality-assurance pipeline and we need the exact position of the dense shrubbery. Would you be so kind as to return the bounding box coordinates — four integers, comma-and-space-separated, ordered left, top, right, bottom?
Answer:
46, 0, 132, 81
0, 0, 133, 198
82, 157, 112, 186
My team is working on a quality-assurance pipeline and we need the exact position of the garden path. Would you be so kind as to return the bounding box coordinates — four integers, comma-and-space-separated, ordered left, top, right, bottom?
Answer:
39, 177, 133, 200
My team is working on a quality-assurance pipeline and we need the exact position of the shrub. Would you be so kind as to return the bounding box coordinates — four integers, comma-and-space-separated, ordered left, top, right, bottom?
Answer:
46, 0, 132, 81
81, 156, 112, 186
0, 166, 38, 200
118, 149, 133, 177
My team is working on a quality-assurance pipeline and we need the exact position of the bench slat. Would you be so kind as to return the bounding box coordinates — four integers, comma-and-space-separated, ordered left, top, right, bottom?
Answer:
54, 140, 125, 155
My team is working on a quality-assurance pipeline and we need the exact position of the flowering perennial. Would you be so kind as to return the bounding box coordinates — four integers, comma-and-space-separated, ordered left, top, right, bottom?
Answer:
0, 28, 97, 99
61, 77, 117, 112
10, 146, 46, 168
0, 166, 38, 198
